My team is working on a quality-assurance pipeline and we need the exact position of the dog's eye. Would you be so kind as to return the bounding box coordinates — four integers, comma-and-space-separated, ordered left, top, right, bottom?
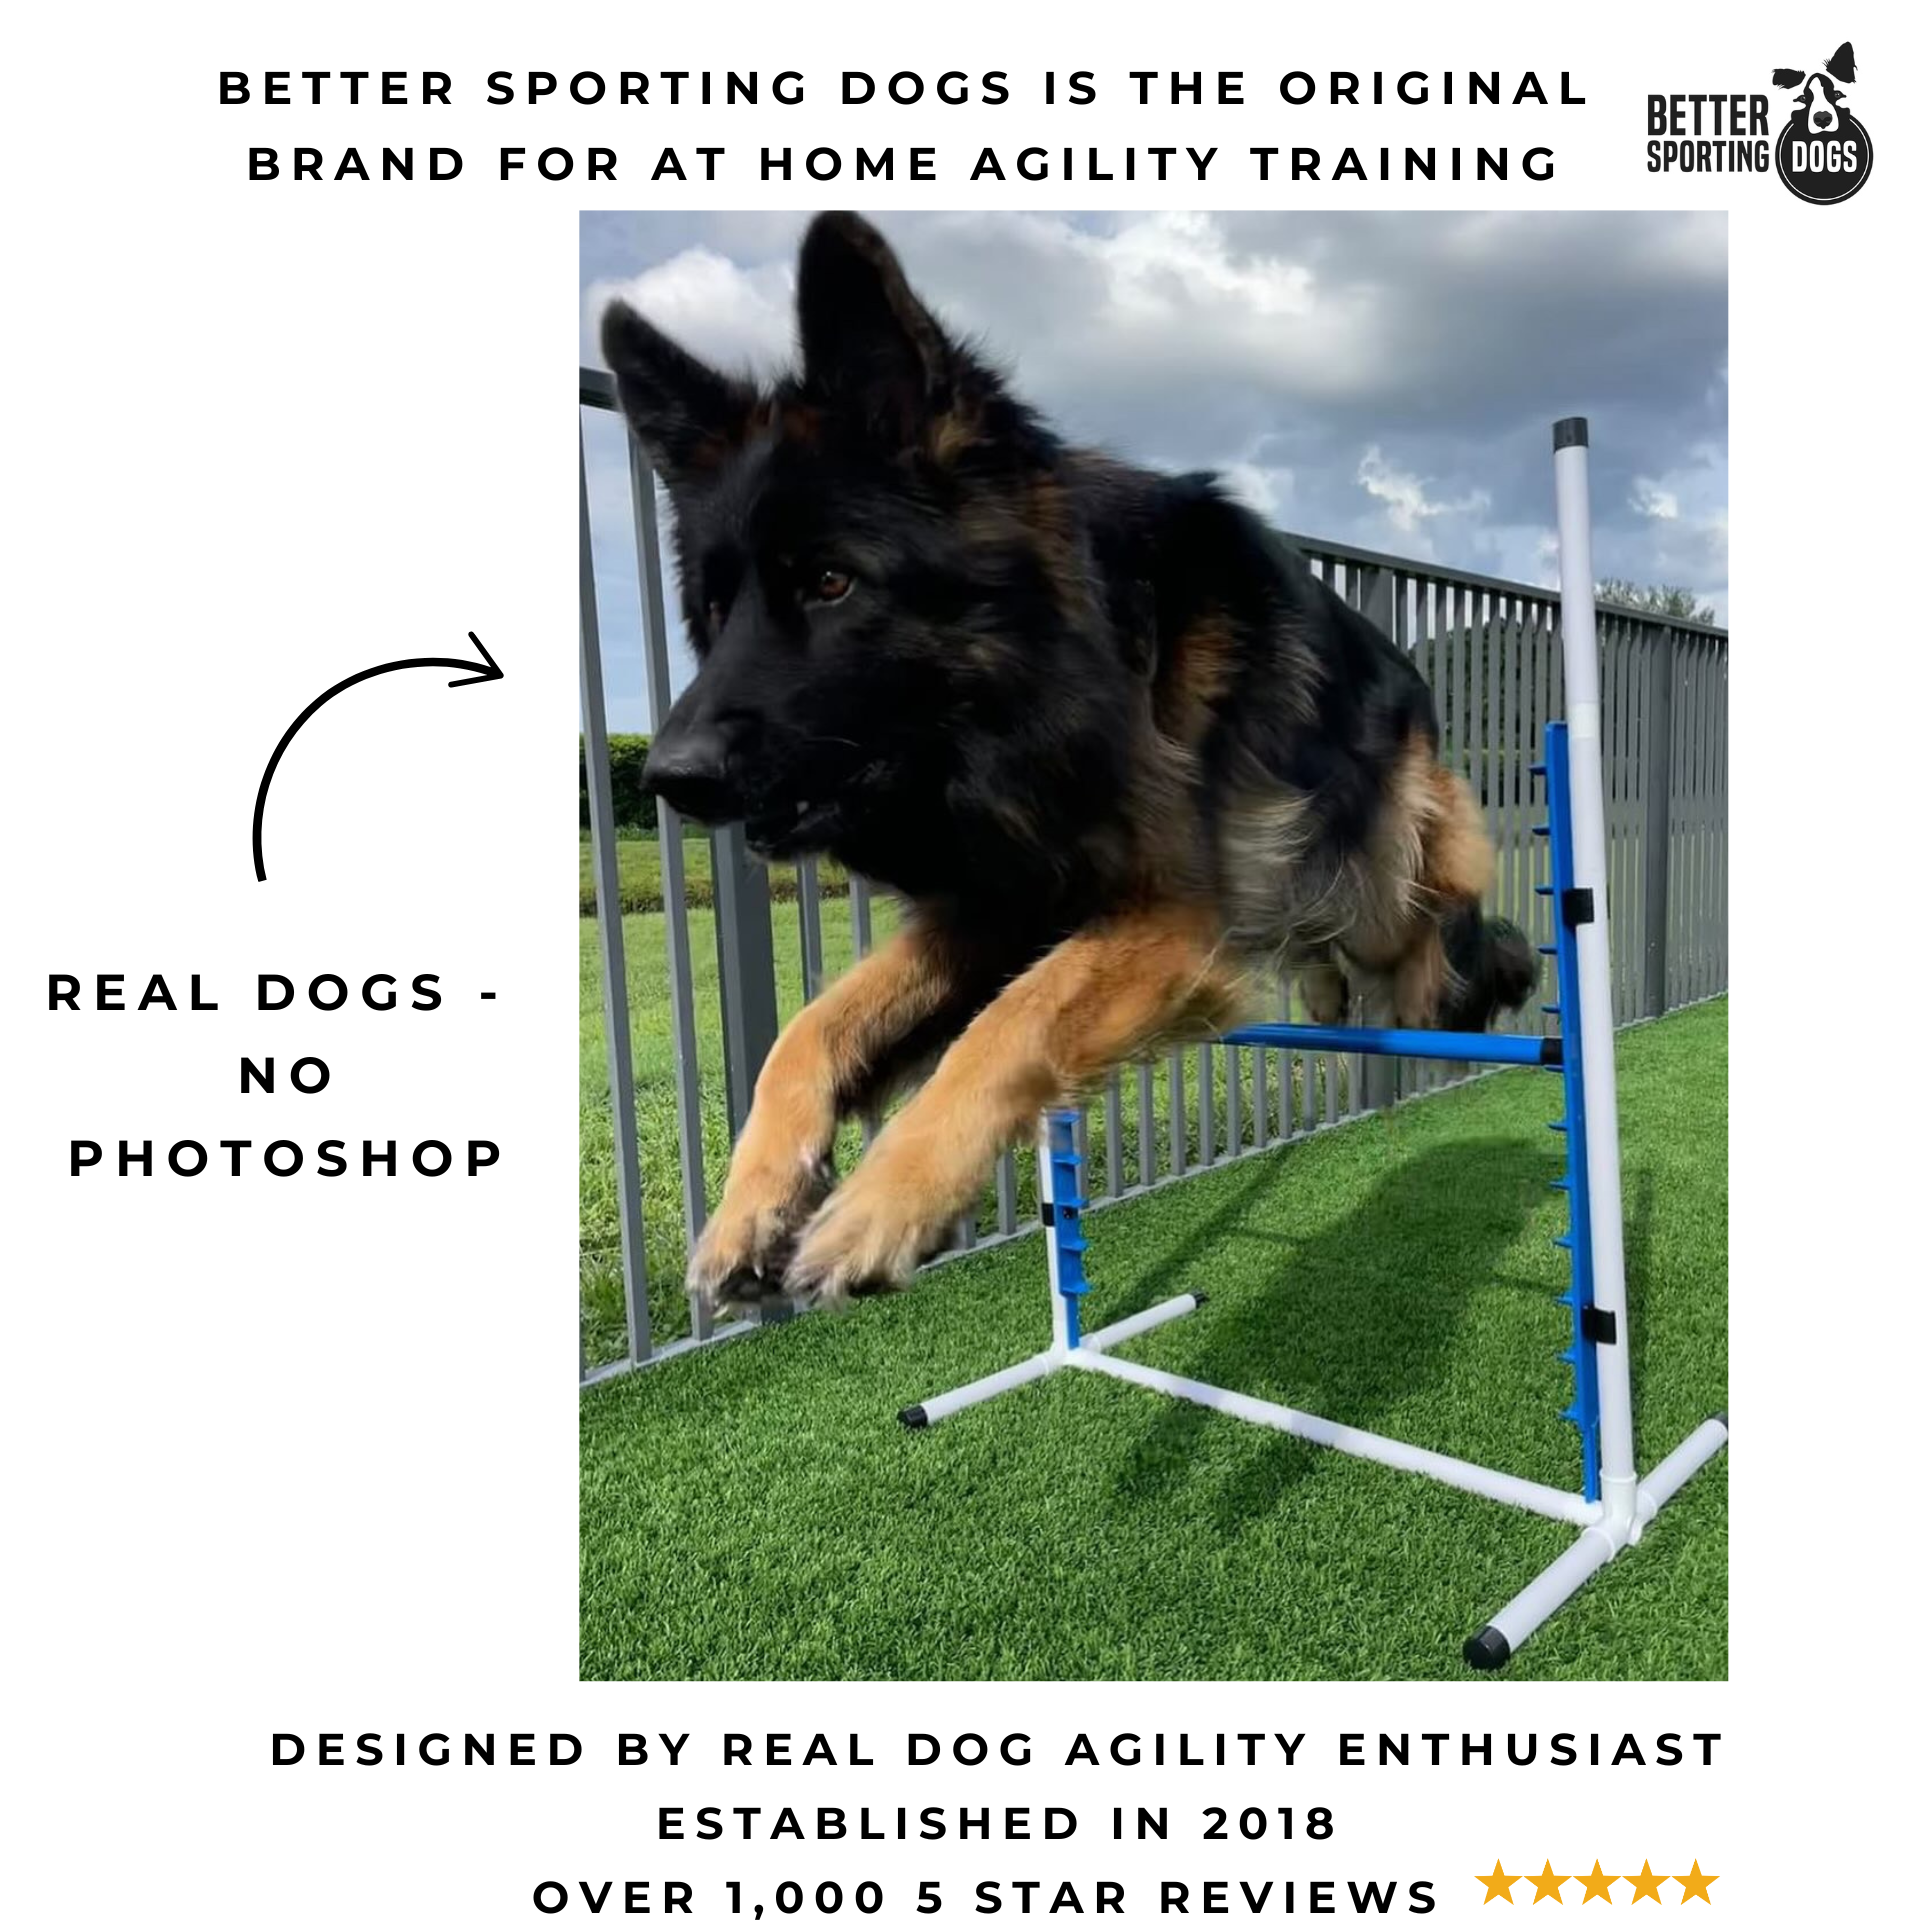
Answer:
809, 568, 855, 606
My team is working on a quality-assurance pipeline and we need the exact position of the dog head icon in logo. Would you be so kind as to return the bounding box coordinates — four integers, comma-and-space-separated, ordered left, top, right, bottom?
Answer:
1772, 41, 1873, 202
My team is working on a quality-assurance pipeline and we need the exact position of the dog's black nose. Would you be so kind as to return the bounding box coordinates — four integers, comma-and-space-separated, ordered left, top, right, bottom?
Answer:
1814, 108, 1832, 126
641, 729, 740, 824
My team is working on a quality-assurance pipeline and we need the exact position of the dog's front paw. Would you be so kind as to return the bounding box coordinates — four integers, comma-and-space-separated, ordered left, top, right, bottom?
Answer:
687, 1155, 833, 1312
784, 1166, 947, 1308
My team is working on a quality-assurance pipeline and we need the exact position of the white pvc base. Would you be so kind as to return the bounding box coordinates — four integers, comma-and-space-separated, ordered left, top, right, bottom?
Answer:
901, 1297, 1728, 1668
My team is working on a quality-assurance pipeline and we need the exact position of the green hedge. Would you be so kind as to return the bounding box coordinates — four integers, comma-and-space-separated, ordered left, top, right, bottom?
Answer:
581, 734, 655, 832
580, 834, 853, 916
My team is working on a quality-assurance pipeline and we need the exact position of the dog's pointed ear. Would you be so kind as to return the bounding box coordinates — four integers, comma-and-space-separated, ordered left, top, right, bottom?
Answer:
1771, 67, 1807, 87
1825, 42, 1856, 83
600, 300, 756, 486
796, 213, 956, 440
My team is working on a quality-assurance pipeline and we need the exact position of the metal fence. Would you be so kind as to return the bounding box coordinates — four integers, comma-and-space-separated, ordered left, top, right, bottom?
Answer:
580, 369, 1729, 1385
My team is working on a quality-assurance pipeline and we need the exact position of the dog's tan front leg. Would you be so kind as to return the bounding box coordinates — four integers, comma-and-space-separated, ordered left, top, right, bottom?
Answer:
688, 921, 964, 1308
786, 903, 1247, 1304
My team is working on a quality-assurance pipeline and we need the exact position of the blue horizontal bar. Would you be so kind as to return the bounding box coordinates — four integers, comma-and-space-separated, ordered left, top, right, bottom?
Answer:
1221, 1023, 1550, 1067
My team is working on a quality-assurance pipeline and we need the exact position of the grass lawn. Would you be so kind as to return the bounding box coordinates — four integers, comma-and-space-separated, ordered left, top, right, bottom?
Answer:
580, 997, 1727, 1681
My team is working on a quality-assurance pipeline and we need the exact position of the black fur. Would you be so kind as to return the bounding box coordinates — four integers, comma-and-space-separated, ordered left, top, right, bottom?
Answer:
606, 212, 1533, 1030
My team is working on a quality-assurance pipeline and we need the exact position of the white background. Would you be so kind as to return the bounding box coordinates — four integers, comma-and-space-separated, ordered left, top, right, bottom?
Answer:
4, 1, 1911, 1913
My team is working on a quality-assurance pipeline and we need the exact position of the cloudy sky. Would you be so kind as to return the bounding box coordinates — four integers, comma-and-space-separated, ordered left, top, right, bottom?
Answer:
580, 210, 1727, 733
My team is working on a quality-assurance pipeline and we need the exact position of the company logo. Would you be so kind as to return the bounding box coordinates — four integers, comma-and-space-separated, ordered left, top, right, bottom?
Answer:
1643, 40, 1871, 201
1771, 40, 1872, 201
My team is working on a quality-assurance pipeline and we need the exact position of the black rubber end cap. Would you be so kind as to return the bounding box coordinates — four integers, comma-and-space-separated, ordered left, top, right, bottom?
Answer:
898, 1406, 929, 1430
1540, 1035, 1564, 1068
1464, 1626, 1511, 1671
1712, 1409, 1728, 1430
1192, 1291, 1210, 1307
1552, 416, 1589, 450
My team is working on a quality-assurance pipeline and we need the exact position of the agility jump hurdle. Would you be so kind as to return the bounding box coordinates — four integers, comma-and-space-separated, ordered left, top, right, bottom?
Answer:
899, 420, 1728, 1670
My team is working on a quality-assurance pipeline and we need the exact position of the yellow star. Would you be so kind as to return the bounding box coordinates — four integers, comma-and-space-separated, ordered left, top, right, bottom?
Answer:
1576, 1861, 1619, 1903
1528, 1862, 1572, 1904
1672, 1862, 1716, 1904
1625, 1861, 1667, 1903
1478, 1861, 1522, 1903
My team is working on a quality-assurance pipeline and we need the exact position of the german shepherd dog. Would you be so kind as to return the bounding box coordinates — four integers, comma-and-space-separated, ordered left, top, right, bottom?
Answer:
603, 213, 1535, 1310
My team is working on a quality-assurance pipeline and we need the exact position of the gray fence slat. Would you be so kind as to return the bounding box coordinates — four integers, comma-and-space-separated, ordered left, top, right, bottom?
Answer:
711, 826, 781, 1140
1137, 1062, 1157, 1187
1683, 640, 1699, 1002
1685, 640, 1701, 1002
1168, 1049, 1187, 1175
1517, 597, 1536, 977
996, 1149, 1017, 1237
1675, 642, 1694, 1002
1697, 645, 1712, 1006
1601, 613, 1621, 1009
1105, 1073, 1124, 1197
709, 822, 788, 1326
850, 874, 874, 956
626, 442, 713, 1335
580, 431, 650, 1367
1535, 602, 1553, 1020
1198, 1043, 1216, 1164
1448, 583, 1466, 777
1418, 582, 1439, 1093
847, 876, 876, 1147
1716, 646, 1729, 991
1628, 622, 1643, 1014
1676, 637, 1690, 1003
797, 859, 826, 1003
1471, 587, 1487, 817
1617, 625, 1636, 1020
1633, 626, 1651, 1017
1705, 643, 1716, 995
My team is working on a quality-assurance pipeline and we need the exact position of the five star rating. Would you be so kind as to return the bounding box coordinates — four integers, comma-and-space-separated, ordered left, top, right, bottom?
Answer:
1478, 1860, 1718, 1904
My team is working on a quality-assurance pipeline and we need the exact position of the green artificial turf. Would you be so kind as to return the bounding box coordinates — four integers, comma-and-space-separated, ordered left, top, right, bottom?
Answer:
580, 998, 1727, 1682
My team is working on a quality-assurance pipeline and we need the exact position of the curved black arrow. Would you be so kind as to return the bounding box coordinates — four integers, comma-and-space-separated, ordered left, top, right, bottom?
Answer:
252, 632, 503, 881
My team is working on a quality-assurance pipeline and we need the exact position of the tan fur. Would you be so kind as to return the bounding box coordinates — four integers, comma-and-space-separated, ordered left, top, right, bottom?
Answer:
929, 410, 979, 464
786, 903, 1252, 1302
1421, 761, 1496, 899
1390, 920, 1450, 1027
686, 924, 960, 1299
1158, 613, 1236, 746
1363, 738, 1496, 1024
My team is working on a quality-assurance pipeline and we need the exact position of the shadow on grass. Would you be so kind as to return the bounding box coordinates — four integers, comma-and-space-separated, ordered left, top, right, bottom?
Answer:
1091, 1135, 1564, 1535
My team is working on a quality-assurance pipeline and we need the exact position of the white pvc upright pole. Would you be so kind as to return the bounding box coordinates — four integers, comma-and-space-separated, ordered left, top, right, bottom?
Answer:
1551, 418, 1638, 1530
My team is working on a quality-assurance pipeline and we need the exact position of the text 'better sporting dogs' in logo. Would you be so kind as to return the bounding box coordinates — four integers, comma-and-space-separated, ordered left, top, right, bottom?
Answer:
1773, 40, 1872, 202
1644, 39, 1871, 202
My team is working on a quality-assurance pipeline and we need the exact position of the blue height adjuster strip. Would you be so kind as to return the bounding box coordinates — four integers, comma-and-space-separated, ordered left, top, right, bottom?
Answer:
1045, 1109, 1089, 1348
1542, 722, 1601, 1500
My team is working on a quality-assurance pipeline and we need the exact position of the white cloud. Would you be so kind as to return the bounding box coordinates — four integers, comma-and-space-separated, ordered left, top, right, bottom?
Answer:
1631, 478, 1680, 520
1354, 446, 1492, 547
585, 247, 795, 379
1218, 459, 1297, 522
